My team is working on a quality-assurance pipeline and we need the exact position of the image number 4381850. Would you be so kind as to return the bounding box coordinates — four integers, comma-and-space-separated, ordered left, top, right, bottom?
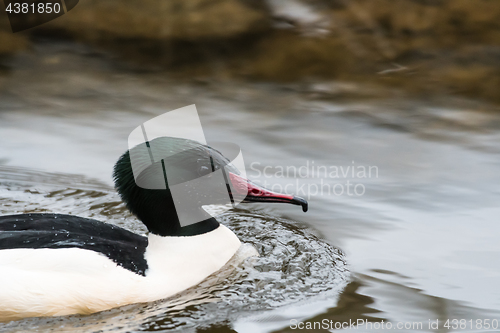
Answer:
3, 0, 78, 33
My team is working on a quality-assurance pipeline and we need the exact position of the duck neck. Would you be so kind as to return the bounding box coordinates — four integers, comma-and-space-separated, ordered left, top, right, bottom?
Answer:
140, 197, 220, 237
160, 215, 220, 237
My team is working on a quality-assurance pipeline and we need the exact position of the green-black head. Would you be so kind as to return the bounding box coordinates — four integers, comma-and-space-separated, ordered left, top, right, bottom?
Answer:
113, 137, 308, 236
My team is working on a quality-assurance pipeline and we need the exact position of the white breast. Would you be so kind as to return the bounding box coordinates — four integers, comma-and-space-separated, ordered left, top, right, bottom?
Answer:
0, 224, 242, 322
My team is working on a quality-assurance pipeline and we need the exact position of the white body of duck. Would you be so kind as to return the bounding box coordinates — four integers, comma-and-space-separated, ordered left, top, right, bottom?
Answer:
0, 225, 240, 321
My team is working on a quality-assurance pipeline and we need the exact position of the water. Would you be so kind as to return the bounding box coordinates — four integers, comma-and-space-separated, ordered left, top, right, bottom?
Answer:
1, 41, 500, 332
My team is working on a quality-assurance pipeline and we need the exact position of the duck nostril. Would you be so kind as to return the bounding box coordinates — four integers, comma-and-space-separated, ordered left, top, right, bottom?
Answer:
251, 188, 260, 195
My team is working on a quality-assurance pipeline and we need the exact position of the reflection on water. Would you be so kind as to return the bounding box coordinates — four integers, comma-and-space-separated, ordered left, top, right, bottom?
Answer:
1, 41, 500, 332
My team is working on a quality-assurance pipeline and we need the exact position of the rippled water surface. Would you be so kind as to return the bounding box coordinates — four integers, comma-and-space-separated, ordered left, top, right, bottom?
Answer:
1, 42, 500, 332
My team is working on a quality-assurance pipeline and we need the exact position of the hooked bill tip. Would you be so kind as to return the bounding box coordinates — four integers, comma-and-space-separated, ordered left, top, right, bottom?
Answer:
293, 196, 308, 213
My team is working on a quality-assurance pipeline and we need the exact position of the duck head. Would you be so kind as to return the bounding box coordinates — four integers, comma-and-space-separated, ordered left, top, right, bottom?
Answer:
113, 137, 307, 236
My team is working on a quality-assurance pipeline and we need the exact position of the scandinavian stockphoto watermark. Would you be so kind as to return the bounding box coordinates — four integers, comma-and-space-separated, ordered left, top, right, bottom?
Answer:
249, 160, 379, 199
128, 104, 373, 227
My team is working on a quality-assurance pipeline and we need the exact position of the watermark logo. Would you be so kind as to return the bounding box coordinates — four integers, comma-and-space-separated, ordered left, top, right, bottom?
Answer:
3, 0, 78, 32
128, 105, 247, 227
250, 160, 379, 199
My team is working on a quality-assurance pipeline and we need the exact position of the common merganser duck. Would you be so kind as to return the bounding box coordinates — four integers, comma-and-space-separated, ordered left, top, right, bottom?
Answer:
0, 137, 307, 321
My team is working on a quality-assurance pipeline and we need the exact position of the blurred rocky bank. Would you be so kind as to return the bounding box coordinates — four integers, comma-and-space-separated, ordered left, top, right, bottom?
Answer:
1, 0, 500, 104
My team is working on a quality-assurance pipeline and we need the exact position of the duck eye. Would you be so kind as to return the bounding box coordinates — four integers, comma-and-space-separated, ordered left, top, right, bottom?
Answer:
198, 165, 211, 177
